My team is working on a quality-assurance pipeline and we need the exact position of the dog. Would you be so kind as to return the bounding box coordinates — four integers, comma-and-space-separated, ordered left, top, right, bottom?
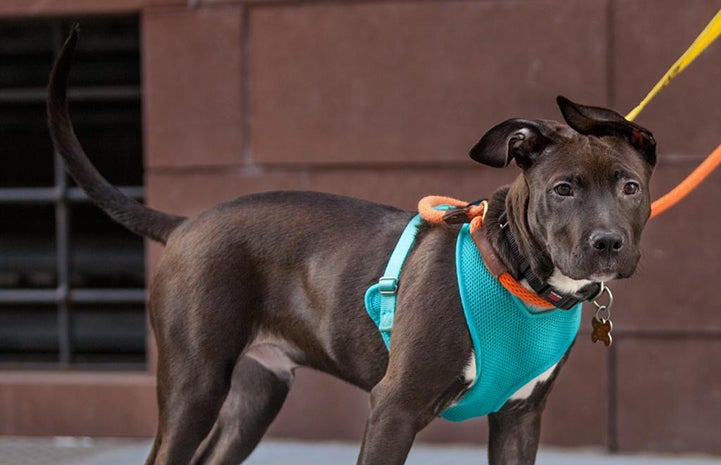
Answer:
47, 28, 655, 465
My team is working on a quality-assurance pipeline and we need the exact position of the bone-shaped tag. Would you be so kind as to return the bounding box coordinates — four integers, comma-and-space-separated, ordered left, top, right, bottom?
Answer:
591, 317, 613, 347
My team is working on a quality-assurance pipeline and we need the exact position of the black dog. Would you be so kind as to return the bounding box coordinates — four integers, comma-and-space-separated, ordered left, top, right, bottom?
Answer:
47, 28, 655, 465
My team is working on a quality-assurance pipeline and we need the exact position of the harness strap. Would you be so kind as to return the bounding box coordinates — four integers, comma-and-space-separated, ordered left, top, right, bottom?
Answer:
376, 215, 424, 342
419, 196, 601, 309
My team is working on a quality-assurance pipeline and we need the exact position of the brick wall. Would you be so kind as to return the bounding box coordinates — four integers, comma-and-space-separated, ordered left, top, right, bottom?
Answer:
3, 0, 721, 455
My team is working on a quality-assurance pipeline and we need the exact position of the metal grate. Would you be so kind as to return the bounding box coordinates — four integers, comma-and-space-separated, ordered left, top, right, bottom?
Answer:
0, 17, 146, 369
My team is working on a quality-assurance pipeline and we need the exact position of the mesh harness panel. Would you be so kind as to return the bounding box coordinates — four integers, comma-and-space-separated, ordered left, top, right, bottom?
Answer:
365, 220, 581, 421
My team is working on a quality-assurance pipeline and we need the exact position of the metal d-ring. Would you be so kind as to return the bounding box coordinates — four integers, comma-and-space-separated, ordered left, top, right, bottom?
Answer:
592, 283, 613, 322
592, 282, 613, 311
593, 304, 612, 323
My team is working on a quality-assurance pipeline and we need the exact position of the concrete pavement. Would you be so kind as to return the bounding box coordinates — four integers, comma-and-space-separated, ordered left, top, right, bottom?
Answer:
0, 437, 719, 465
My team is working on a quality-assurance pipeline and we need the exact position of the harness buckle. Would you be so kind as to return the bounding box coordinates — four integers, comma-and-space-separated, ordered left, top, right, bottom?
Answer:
378, 276, 399, 295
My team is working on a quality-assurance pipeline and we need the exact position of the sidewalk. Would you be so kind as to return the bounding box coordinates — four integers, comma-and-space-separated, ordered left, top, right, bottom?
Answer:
0, 436, 719, 465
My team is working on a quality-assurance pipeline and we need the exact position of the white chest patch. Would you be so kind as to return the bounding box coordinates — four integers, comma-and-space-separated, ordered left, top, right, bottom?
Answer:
509, 362, 558, 400
463, 352, 477, 385
457, 352, 557, 403
445, 352, 477, 409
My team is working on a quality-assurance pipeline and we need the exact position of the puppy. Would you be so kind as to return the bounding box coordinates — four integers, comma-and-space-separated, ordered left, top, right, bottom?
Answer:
47, 27, 655, 465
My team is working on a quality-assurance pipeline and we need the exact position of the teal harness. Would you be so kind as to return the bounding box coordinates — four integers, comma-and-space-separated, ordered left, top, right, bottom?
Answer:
365, 215, 581, 422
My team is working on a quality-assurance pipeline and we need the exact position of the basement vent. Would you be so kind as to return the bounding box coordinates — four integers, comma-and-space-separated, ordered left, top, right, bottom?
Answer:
0, 17, 146, 369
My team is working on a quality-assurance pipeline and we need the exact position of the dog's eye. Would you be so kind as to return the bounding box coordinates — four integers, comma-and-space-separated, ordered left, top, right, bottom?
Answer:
553, 182, 574, 197
623, 181, 640, 195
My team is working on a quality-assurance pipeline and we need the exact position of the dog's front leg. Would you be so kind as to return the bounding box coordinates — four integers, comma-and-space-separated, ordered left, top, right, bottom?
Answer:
356, 389, 420, 465
355, 230, 473, 464
356, 383, 433, 465
487, 405, 544, 465
356, 373, 469, 465
486, 350, 570, 465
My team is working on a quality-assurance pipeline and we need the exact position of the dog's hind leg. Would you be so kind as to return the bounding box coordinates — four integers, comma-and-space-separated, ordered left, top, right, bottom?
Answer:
149, 349, 240, 465
146, 260, 259, 465
150, 336, 248, 465
190, 354, 293, 465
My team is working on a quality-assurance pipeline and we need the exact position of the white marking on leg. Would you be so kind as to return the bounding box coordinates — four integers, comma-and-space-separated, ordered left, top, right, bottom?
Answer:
509, 362, 558, 400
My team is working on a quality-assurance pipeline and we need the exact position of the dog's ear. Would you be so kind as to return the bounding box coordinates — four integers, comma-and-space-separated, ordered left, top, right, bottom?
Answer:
557, 96, 656, 167
469, 119, 555, 170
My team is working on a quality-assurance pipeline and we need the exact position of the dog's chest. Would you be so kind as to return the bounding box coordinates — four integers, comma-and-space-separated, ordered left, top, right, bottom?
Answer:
365, 222, 582, 422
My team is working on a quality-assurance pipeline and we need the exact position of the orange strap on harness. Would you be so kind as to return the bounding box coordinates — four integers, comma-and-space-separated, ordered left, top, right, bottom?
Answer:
418, 196, 555, 308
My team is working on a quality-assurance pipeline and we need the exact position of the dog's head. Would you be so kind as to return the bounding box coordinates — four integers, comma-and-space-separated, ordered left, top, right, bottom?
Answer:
470, 97, 656, 284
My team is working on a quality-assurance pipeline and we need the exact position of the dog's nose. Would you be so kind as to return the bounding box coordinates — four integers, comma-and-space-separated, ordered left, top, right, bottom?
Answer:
590, 231, 624, 253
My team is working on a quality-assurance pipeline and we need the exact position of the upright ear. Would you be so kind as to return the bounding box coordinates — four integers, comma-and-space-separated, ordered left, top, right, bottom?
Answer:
469, 119, 556, 170
557, 96, 656, 167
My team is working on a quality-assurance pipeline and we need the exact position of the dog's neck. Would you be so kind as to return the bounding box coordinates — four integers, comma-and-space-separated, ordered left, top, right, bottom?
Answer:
484, 181, 594, 298
484, 182, 548, 283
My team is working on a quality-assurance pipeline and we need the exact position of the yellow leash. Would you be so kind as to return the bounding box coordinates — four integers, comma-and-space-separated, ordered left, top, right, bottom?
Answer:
623, 8, 721, 218
626, 8, 721, 122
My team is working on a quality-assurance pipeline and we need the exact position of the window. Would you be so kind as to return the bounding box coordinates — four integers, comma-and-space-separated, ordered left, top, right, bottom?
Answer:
0, 17, 146, 369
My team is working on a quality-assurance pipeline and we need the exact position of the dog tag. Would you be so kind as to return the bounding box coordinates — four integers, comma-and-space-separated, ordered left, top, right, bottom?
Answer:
591, 313, 613, 347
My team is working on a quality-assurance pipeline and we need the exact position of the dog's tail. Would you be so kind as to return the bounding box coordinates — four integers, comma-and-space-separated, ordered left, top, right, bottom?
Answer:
47, 26, 185, 244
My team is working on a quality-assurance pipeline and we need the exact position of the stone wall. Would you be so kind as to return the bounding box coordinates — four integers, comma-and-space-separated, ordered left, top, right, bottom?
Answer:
2, 0, 720, 455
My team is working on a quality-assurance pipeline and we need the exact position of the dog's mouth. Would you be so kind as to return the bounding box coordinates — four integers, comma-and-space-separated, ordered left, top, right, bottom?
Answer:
553, 251, 639, 284
559, 261, 636, 283
547, 267, 615, 295
588, 271, 619, 282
